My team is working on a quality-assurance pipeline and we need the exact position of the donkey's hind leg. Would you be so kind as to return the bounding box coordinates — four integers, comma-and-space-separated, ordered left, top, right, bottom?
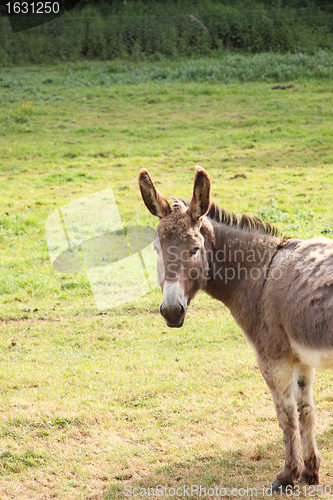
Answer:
257, 356, 303, 490
293, 365, 321, 485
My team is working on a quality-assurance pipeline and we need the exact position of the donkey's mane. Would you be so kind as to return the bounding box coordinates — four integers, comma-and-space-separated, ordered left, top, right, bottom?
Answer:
172, 197, 281, 237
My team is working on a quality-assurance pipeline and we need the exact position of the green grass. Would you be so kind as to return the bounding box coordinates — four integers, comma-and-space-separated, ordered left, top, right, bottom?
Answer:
2, 51, 333, 85
0, 58, 333, 499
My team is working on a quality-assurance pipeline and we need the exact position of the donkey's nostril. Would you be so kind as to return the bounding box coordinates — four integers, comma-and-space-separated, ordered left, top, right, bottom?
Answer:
160, 302, 185, 319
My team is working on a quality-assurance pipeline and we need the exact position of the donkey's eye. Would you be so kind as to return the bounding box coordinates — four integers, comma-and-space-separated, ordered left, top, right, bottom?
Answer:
154, 246, 160, 256
190, 247, 199, 257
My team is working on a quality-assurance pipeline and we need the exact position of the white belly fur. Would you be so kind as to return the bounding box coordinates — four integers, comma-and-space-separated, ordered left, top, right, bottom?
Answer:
290, 340, 333, 370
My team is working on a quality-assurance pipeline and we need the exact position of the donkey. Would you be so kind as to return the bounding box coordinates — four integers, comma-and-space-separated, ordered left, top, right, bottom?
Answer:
138, 165, 333, 492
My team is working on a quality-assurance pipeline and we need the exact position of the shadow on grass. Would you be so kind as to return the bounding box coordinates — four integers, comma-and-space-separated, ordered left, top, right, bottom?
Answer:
104, 441, 281, 499
105, 425, 333, 500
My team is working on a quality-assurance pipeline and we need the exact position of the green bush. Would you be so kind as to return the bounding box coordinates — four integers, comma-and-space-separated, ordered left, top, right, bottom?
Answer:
0, 0, 332, 65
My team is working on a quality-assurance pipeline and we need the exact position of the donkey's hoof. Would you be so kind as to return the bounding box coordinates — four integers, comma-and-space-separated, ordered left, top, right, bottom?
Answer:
270, 480, 289, 494
271, 479, 282, 493
270, 480, 296, 494
300, 470, 319, 485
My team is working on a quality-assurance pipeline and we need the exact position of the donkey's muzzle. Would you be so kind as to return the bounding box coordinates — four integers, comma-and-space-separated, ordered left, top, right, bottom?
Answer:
160, 280, 188, 328
160, 302, 186, 328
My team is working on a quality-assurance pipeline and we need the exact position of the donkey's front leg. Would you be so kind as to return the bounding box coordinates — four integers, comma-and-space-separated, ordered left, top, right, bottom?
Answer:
258, 356, 303, 491
293, 365, 321, 485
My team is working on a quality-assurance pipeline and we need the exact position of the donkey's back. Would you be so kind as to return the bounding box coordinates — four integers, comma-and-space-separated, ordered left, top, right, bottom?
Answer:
262, 237, 333, 369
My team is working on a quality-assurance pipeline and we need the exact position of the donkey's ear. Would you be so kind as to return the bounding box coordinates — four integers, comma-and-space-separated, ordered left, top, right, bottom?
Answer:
188, 165, 211, 220
138, 169, 172, 219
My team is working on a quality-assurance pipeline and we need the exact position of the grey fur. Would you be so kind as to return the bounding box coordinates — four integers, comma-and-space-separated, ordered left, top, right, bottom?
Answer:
139, 166, 331, 489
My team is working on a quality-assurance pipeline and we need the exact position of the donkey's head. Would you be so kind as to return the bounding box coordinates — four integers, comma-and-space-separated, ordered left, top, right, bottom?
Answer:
139, 166, 211, 328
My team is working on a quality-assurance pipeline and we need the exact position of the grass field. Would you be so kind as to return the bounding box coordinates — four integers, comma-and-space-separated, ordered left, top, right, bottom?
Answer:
0, 57, 333, 499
